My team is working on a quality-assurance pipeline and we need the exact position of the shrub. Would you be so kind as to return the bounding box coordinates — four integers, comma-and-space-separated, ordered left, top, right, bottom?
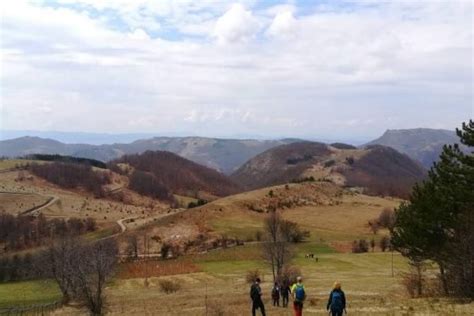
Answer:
402, 261, 426, 298
280, 220, 310, 243
278, 266, 301, 286
352, 239, 369, 253
380, 236, 391, 252
188, 199, 208, 208
161, 242, 172, 259
290, 176, 315, 184
246, 269, 262, 284
378, 207, 395, 229
324, 160, 336, 168
368, 220, 380, 235
159, 279, 181, 294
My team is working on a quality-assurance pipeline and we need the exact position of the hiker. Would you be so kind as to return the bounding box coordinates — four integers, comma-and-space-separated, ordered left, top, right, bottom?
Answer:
250, 277, 266, 316
291, 276, 306, 316
326, 281, 346, 316
281, 281, 291, 308
271, 282, 280, 306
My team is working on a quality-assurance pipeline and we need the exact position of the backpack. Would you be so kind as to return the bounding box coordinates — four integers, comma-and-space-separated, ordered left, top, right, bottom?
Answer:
294, 284, 305, 302
331, 291, 343, 311
250, 284, 259, 301
272, 286, 279, 299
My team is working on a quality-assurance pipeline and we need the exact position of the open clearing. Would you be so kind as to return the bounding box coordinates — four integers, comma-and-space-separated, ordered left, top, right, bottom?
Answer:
41, 248, 474, 315
0, 169, 472, 314
0, 192, 51, 214
0, 280, 60, 308
0, 169, 168, 224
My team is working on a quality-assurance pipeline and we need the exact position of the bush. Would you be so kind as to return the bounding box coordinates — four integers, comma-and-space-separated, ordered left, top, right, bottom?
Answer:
280, 220, 310, 243
161, 242, 172, 259
352, 239, 369, 253
159, 279, 181, 294
402, 261, 426, 298
278, 266, 301, 286
324, 160, 336, 168
188, 199, 207, 208
290, 176, 315, 184
378, 208, 395, 229
380, 236, 391, 252
246, 269, 262, 284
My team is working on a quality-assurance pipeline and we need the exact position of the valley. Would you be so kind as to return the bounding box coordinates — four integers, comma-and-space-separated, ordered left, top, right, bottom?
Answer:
0, 130, 472, 315
0, 163, 468, 315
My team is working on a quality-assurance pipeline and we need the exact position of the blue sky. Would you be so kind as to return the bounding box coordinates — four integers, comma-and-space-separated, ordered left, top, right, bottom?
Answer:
0, 0, 472, 140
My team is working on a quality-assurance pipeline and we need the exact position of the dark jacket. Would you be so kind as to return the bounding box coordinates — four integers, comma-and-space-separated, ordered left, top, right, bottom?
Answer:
250, 283, 263, 302
326, 289, 346, 311
281, 285, 291, 297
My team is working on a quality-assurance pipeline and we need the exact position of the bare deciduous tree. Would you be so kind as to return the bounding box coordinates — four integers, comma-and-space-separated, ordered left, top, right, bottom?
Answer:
262, 211, 293, 282
378, 208, 395, 229
126, 235, 139, 259
42, 237, 81, 304
42, 238, 118, 315
75, 239, 118, 315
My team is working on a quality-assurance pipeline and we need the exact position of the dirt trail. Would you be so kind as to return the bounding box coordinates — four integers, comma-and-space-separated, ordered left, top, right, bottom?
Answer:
0, 190, 59, 216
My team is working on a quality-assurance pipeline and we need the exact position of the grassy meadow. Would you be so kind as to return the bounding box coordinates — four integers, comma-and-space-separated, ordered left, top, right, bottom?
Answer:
0, 172, 472, 314
39, 247, 472, 315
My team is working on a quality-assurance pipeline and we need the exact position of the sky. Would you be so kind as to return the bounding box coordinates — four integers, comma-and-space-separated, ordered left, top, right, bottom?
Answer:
0, 0, 472, 141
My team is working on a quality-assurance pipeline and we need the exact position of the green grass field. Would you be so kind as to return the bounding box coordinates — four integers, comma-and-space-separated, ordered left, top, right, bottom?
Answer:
0, 159, 42, 171
2, 245, 473, 315
0, 280, 61, 308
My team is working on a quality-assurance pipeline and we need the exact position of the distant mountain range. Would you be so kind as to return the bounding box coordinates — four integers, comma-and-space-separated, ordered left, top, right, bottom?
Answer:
230, 141, 426, 198
365, 128, 466, 168
0, 136, 296, 174
0, 128, 465, 173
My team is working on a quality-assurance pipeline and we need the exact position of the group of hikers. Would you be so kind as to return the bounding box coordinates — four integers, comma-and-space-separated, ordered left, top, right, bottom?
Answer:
250, 276, 347, 316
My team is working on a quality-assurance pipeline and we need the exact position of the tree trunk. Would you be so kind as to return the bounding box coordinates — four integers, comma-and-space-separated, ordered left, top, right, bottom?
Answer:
438, 262, 449, 296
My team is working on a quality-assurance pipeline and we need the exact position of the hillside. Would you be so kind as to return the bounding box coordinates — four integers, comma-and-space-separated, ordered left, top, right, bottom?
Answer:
111, 151, 242, 198
343, 145, 427, 197
0, 136, 86, 156
231, 142, 426, 198
365, 128, 467, 168
231, 141, 331, 189
0, 136, 296, 174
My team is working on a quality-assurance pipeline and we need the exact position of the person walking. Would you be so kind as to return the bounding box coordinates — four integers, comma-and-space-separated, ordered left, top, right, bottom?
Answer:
291, 276, 306, 316
271, 282, 280, 306
326, 281, 346, 316
250, 277, 266, 316
281, 281, 291, 307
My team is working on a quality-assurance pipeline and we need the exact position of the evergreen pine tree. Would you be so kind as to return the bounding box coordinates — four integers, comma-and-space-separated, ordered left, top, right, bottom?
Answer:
391, 120, 474, 297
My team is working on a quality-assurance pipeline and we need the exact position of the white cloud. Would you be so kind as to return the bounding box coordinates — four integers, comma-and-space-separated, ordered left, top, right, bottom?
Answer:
266, 10, 296, 38
212, 3, 260, 44
128, 29, 151, 41
0, 0, 471, 140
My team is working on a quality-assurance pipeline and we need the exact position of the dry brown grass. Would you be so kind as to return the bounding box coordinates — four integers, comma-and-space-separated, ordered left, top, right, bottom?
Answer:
118, 259, 201, 279
0, 192, 50, 214
0, 169, 168, 223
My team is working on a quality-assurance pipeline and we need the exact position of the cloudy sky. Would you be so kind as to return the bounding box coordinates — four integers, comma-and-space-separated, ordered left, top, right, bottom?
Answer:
0, 0, 472, 141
